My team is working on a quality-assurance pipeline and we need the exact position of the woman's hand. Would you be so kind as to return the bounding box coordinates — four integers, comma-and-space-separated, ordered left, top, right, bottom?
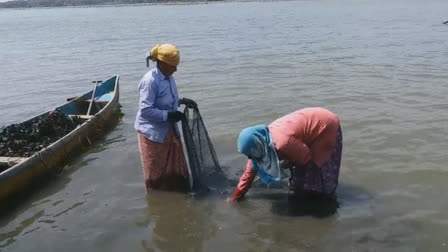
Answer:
180, 97, 198, 108
167, 111, 184, 122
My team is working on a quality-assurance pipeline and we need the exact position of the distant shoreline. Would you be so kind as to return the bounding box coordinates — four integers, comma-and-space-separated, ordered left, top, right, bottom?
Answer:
0, 0, 228, 9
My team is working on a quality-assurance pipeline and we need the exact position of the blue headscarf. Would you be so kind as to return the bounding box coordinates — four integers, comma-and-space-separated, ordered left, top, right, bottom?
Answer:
237, 125, 280, 184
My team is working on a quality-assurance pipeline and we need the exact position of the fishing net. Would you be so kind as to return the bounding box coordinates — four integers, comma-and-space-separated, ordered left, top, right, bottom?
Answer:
181, 106, 221, 191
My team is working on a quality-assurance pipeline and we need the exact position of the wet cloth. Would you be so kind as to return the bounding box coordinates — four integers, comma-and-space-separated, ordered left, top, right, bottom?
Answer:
134, 68, 180, 143
147, 44, 180, 67
232, 107, 341, 201
268, 107, 340, 168
137, 129, 190, 192
289, 126, 342, 195
237, 125, 280, 184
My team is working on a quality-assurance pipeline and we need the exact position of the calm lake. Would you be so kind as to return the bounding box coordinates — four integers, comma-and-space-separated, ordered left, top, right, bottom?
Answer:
1, 0, 448, 251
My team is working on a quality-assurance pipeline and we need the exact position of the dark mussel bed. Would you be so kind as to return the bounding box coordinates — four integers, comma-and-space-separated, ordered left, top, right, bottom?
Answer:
0, 110, 84, 158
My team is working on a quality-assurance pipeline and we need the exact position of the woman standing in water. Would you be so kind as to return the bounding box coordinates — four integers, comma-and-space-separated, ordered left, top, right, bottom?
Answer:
135, 43, 196, 192
229, 107, 343, 201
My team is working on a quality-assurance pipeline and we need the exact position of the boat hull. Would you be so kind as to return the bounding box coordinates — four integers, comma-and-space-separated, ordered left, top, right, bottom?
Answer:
0, 76, 120, 202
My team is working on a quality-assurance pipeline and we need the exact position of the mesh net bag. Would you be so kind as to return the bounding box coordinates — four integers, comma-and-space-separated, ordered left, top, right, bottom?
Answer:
181, 106, 221, 191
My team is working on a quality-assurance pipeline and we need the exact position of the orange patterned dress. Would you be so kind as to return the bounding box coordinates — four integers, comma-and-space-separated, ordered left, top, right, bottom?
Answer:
137, 129, 190, 192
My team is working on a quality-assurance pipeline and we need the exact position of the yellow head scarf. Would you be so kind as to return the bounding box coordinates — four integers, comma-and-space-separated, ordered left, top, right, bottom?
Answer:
149, 44, 180, 67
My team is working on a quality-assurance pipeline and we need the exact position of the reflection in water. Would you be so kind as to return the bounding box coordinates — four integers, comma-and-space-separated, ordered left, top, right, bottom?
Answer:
0, 115, 124, 249
0, 156, 97, 220
140, 192, 217, 252
21, 226, 40, 236
245, 182, 373, 219
53, 201, 85, 218
224, 183, 373, 250
336, 183, 375, 208
38, 219, 55, 224
0, 210, 44, 248
232, 191, 339, 251
30, 199, 51, 208
271, 193, 339, 218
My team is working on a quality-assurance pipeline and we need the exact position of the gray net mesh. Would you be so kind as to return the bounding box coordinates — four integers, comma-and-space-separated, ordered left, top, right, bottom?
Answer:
182, 106, 221, 191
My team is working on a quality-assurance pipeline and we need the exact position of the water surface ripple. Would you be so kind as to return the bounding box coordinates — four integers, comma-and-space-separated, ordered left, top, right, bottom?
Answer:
1, 0, 448, 251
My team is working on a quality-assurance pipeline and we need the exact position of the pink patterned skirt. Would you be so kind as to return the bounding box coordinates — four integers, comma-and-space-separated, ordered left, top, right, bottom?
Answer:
137, 129, 190, 192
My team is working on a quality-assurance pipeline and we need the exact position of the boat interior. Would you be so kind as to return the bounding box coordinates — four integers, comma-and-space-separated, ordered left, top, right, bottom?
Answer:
64, 98, 109, 120
0, 157, 28, 173
0, 77, 117, 174
61, 92, 113, 119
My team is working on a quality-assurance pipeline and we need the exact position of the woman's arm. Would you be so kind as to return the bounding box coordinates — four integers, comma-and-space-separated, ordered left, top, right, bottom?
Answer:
138, 80, 168, 122
231, 160, 257, 201
277, 137, 312, 167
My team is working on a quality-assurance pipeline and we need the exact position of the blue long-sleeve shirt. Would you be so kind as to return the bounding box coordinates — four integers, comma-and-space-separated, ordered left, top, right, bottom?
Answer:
134, 68, 180, 143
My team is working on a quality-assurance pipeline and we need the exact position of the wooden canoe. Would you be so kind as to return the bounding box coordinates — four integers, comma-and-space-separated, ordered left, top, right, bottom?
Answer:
0, 75, 120, 202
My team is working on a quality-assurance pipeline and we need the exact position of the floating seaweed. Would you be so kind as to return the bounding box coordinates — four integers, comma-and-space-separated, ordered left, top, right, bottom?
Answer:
0, 110, 84, 157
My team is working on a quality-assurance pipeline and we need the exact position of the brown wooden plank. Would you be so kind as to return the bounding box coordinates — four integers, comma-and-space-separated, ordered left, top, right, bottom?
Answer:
68, 115, 94, 120
0, 157, 28, 166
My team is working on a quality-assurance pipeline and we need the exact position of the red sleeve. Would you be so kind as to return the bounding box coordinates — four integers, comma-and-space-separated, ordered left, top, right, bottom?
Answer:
276, 137, 312, 167
231, 160, 257, 201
